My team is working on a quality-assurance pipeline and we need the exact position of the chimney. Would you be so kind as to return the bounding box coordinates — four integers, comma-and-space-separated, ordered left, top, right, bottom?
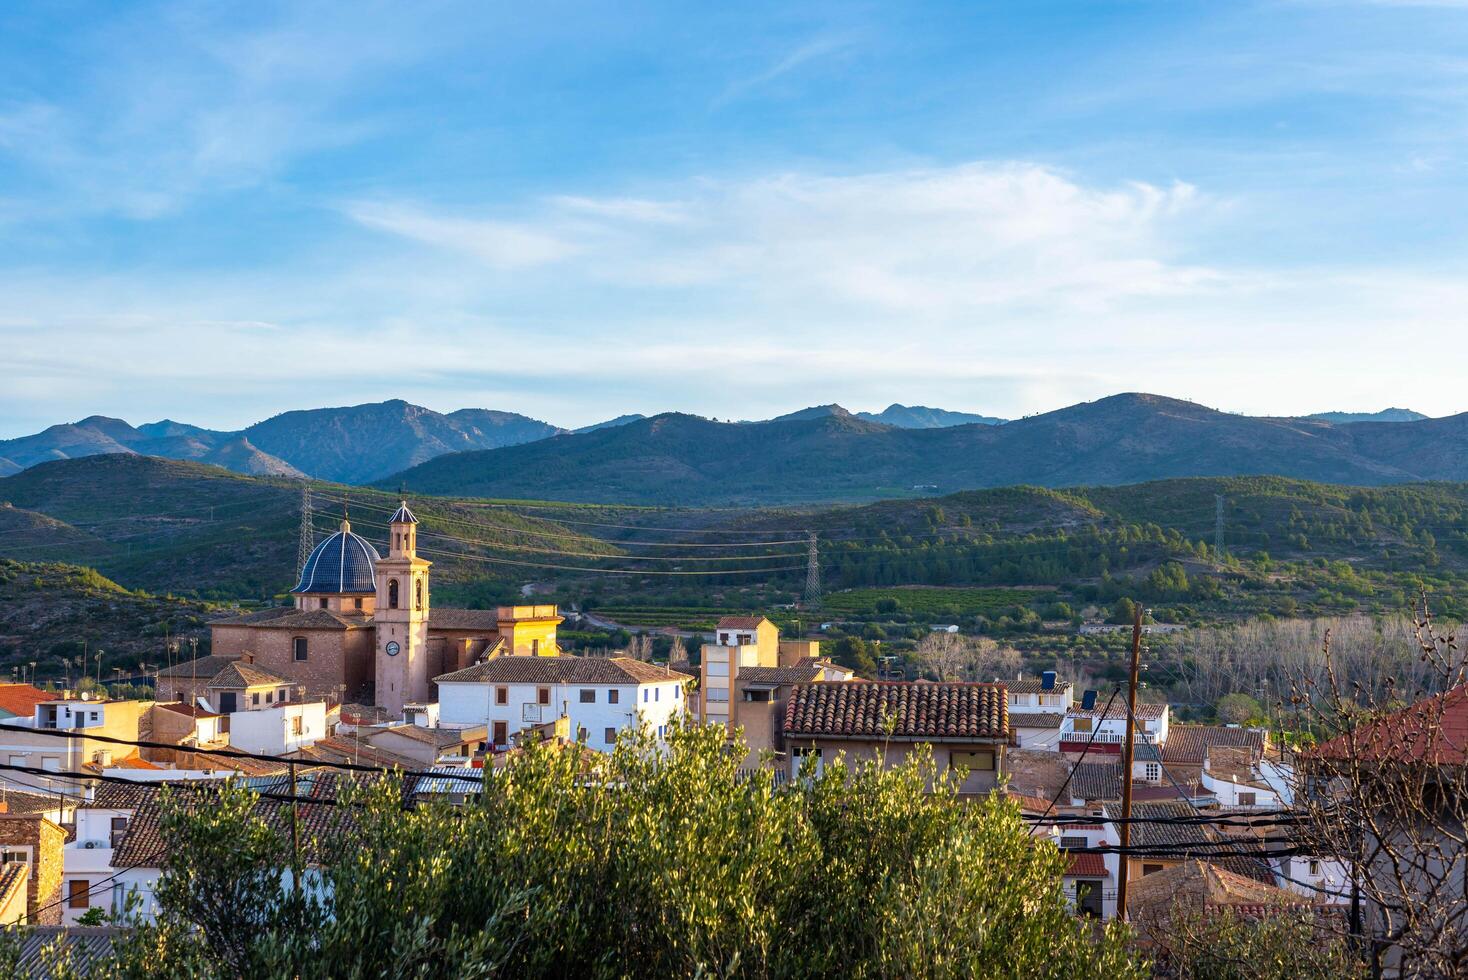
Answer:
0, 801, 9, 814
242, 653, 254, 664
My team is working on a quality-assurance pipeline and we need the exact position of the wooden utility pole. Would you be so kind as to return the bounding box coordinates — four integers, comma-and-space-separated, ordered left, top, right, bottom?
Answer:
1116, 603, 1143, 922
289, 761, 302, 897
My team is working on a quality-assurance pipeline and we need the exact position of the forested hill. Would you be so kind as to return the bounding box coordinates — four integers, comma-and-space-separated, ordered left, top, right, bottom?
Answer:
383, 394, 1468, 506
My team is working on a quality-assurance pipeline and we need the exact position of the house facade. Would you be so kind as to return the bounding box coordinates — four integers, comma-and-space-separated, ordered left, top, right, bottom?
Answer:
434, 656, 691, 752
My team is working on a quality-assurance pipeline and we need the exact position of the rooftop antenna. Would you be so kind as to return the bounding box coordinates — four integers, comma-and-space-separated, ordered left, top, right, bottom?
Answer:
297, 484, 314, 574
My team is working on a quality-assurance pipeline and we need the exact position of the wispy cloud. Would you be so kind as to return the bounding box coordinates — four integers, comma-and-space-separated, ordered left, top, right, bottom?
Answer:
713, 34, 855, 107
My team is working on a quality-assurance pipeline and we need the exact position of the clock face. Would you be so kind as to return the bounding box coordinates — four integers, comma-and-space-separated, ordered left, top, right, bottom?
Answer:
385, 641, 400, 657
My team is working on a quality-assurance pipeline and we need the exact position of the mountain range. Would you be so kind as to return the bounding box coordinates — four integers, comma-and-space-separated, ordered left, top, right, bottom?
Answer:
0, 395, 1443, 500
0, 400, 1011, 483
382, 393, 1468, 506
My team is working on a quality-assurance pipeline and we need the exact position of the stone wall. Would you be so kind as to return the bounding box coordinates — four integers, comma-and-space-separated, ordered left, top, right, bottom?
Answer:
0, 814, 66, 924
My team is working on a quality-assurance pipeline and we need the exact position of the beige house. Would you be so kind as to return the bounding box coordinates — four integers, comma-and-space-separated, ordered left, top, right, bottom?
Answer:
0, 697, 154, 796
696, 616, 852, 759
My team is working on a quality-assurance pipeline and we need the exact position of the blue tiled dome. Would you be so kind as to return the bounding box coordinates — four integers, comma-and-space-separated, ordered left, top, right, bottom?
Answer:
292, 521, 380, 594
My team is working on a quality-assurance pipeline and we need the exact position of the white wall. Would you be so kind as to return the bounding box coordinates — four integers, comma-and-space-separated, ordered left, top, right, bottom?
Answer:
228, 702, 328, 755
1200, 769, 1280, 807
438, 679, 686, 751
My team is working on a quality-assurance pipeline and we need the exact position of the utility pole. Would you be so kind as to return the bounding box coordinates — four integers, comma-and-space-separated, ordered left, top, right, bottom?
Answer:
1116, 603, 1144, 922
804, 532, 821, 609
289, 760, 303, 906
297, 484, 314, 575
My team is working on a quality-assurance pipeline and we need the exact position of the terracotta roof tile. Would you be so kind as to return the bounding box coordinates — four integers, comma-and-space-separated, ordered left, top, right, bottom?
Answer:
207, 661, 290, 690
738, 658, 829, 686
434, 655, 690, 686
427, 609, 506, 630
715, 616, 770, 630
1064, 852, 1109, 877
1005, 678, 1072, 695
0, 684, 53, 717
1313, 684, 1468, 765
783, 682, 1007, 740
156, 654, 241, 679
1127, 859, 1305, 920
1070, 761, 1123, 801
1164, 725, 1265, 765
1070, 701, 1168, 721
211, 607, 371, 630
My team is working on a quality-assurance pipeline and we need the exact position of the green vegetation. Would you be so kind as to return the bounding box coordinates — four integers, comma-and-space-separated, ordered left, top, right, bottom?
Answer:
0, 558, 218, 682
822, 586, 1051, 619
54, 725, 1140, 978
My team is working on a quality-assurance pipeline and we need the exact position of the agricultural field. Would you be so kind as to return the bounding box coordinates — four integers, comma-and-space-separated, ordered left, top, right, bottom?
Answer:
821, 586, 1055, 619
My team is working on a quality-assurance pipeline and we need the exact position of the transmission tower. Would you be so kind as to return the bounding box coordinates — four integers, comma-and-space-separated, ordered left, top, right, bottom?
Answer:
297, 484, 315, 574
1214, 494, 1226, 562
804, 532, 822, 609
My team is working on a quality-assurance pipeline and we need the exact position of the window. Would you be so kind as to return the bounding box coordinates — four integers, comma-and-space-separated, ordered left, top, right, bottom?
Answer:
354, 597, 363, 611
743, 689, 772, 702
0, 850, 27, 865
279, 688, 290, 703
608, 689, 619, 704
1141, 863, 1165, 877
251, 693, 260, 706
531, 639, 540, 656
642, 689, 649, 703
706, 687, 729, 703
1308, 860, 1321, 876
68, 879, 90, 910
654, 688, 660, 702
605, 727, 616, 744
492, 721, 508, 745
388, 579, 399, 609
111, 817, 128, 834
496, 686, 508, 705
1144, 762, 1161, 782
291, 716, 303, 737
951, 751, 995, 772
537, 688, 551, 706
415, 578, 423, 610
1238, 792, 1257, 806
1072, 717, 1093, 733
579, 689, 596, 704
1060, 836, 1087, 850
266, 690, 274, 704
319, 597, 328, 609
294, 637, 308, 662
89, 712, 99, 723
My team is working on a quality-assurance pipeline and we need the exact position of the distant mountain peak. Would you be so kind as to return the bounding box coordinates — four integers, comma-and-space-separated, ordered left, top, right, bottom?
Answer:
768, 404, 853, 423
1305, 408, 1428, 424
856, 404, 1006, 429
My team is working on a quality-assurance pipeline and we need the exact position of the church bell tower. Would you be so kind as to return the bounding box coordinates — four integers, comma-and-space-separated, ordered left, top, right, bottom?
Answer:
374, 500, 431, 715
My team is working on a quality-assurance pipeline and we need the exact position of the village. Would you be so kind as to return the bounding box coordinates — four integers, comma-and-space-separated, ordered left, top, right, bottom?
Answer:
0, 499, 1450, 973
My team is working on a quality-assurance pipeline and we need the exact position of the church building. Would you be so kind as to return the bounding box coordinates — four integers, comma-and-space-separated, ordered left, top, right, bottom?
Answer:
206, 501, 562, 714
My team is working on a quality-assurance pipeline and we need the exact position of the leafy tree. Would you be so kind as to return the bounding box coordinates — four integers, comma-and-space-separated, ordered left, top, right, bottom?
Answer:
105, 726, 1143, 978
1214, 693, 1263, 725
1146, 906, 1364, 979
1108, 597, 1139, 625
832, 636, 879, 676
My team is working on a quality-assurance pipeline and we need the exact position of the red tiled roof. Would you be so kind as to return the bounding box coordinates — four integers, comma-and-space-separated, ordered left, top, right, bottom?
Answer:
1163, 725, 1264, 765
0, 684, 52, 717
156, 702, 220, 719
1065, 852, 1108, 877
434, 655, 691, 686
1313, 684, 1468, 765
109, 755, 161, 771
1070, 700, 1168, 721
715, 616, 770, 631
784, 682, 1007, 740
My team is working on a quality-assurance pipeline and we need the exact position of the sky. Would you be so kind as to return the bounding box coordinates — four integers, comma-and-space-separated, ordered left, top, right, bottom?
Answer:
2, 0, 1468, 436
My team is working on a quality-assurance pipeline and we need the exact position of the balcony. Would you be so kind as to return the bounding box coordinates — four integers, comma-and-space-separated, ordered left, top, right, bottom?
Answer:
64, 842, 115, 875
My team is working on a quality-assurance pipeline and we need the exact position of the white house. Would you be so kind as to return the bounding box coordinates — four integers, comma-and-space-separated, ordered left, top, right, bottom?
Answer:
434, 656, 691, 752
227, 701, 328, 756
1200, 744, 1284, 808
1005, 673, 1073, 750
1058, 697, 1169, 754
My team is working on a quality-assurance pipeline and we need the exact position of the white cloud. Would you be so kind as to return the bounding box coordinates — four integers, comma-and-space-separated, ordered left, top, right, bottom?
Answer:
347, 162, 1218, 314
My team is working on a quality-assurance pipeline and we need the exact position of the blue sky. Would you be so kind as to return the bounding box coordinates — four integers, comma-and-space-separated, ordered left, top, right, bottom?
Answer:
2, 0, 1467, 436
